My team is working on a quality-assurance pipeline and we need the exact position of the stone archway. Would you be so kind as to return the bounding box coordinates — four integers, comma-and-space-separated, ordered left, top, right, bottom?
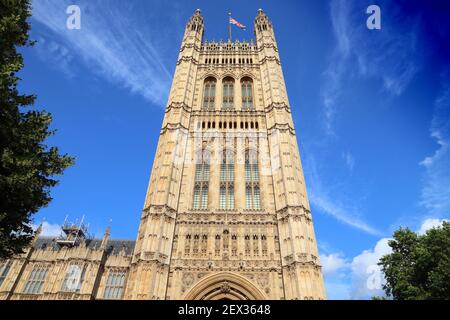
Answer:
184, 272, 267, 300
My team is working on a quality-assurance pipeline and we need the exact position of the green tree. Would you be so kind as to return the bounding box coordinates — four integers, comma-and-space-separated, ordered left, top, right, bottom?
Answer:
371, 296, 389, 300
0, 0, 74, 259
378, 221, 450, 300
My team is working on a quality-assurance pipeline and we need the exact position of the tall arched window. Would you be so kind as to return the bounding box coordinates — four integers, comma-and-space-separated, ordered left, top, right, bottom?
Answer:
215, 234, 221, 256
201, 235, 208, 255
245, 149, 261, 210
203, 77, 216, 109
104, 270, 126, 299
23, 265, 49, 294
220, 149, 234, 210
222, 77, 234, 110
185, 234, 191, 255
241, 77, 253, 109
245, 235, 250, 256
223, 230, 229, 252
61, 263, 86, 293
0, 260, 12, 287
193, 149, 210, 210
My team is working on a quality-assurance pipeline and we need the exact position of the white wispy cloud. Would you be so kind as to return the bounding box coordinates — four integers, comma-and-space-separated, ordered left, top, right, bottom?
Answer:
321, 237, 391, 299
32, 221, 62, 237
342, 151, 355, 171
419, 82, 450, 216
418, 218, 448, 235
349, 237, 391, 299
321, 0, 419, 134
31, 0, 174, 105
310, 192, 382, 236
305, 153, 382, 236
35, 37, 76, 78
322, 218, 448, 299
320, 238, 391, 299
320, 252, 349, 275
349, 218, 449, 299
320, 0, 351, 135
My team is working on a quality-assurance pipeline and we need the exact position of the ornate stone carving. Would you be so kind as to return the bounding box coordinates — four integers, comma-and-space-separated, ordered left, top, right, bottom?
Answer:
182, 272, 194, 288
220, 281, 231, 293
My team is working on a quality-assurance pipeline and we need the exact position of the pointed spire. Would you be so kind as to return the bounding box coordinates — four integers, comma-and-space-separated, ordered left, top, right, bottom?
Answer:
256, 8, 267, 20
101, 221, 111, 249
255, 8, 270, 22
189, 8, 204, 22
30, 222, 43, 247
254, 8, 275, 45
183, 8, 204, 44
35, 223, 43, 236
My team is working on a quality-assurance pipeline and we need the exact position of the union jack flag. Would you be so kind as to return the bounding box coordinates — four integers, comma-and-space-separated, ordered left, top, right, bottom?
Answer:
229, 17, 246, 30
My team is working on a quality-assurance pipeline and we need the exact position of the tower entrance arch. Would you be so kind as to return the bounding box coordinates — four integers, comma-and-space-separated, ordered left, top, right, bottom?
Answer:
183, 272, 267, 300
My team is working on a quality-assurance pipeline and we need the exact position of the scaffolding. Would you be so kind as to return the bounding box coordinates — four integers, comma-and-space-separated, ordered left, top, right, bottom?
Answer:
56, 215, 92, 247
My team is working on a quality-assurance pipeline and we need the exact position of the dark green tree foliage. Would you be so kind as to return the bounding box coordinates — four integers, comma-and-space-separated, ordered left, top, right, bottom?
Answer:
0, 0, 74, 259
379, 222, 450, 300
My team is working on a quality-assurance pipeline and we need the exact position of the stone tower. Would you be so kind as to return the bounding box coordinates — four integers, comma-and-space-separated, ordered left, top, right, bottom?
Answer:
125, 9, 326, 300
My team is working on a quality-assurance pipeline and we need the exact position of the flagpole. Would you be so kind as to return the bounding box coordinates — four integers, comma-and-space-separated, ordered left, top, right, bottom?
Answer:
228, 12, 232, 42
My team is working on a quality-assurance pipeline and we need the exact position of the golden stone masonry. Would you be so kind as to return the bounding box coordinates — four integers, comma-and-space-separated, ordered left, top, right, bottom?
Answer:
0, 9, 326, 300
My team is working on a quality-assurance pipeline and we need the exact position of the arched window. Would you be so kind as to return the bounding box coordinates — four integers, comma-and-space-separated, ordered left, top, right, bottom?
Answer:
245, 149, 261, 210
185, 234, 191, 255
0, 260, 12, 287
61, 263, 86, 293
215, 234, 221, 256
241, 77, 253, 109
203, 77, 216, 109
104, 270, 126, 299
222, 77, 235, 110
23, 265, 49, 294
220, 149, 234, 210
193, 149, 210, 210
253, 235, 259, 255
261, 235, 268, 256
193, 234, 199, 254
223, 229, 229, 251
231, 234, 238, 256
201, 235, 208, 254
245, 235, 250, 256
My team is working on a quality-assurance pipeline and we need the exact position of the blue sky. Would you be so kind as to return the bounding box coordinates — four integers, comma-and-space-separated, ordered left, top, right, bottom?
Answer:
20, 0, 450, 299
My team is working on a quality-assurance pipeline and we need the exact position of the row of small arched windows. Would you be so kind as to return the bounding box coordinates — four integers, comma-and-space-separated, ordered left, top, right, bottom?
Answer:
186, 234, 267, 240
190, 23, 201, 32
203, 43, 254, 52
205, 57, 253, 65
257, 24, 269, 32
198, 120, 259, 130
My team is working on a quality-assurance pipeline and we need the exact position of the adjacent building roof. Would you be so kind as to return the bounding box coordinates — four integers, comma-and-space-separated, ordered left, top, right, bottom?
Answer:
33, 237, 136, 256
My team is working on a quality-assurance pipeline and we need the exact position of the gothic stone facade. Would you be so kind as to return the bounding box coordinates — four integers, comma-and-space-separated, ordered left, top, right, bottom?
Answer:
125, 9, 325, 300
0, 9, 325, 300
0, 225, 134, 300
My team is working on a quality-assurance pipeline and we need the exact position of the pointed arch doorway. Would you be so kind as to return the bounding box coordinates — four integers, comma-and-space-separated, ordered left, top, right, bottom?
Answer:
183, 272, 267, 300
